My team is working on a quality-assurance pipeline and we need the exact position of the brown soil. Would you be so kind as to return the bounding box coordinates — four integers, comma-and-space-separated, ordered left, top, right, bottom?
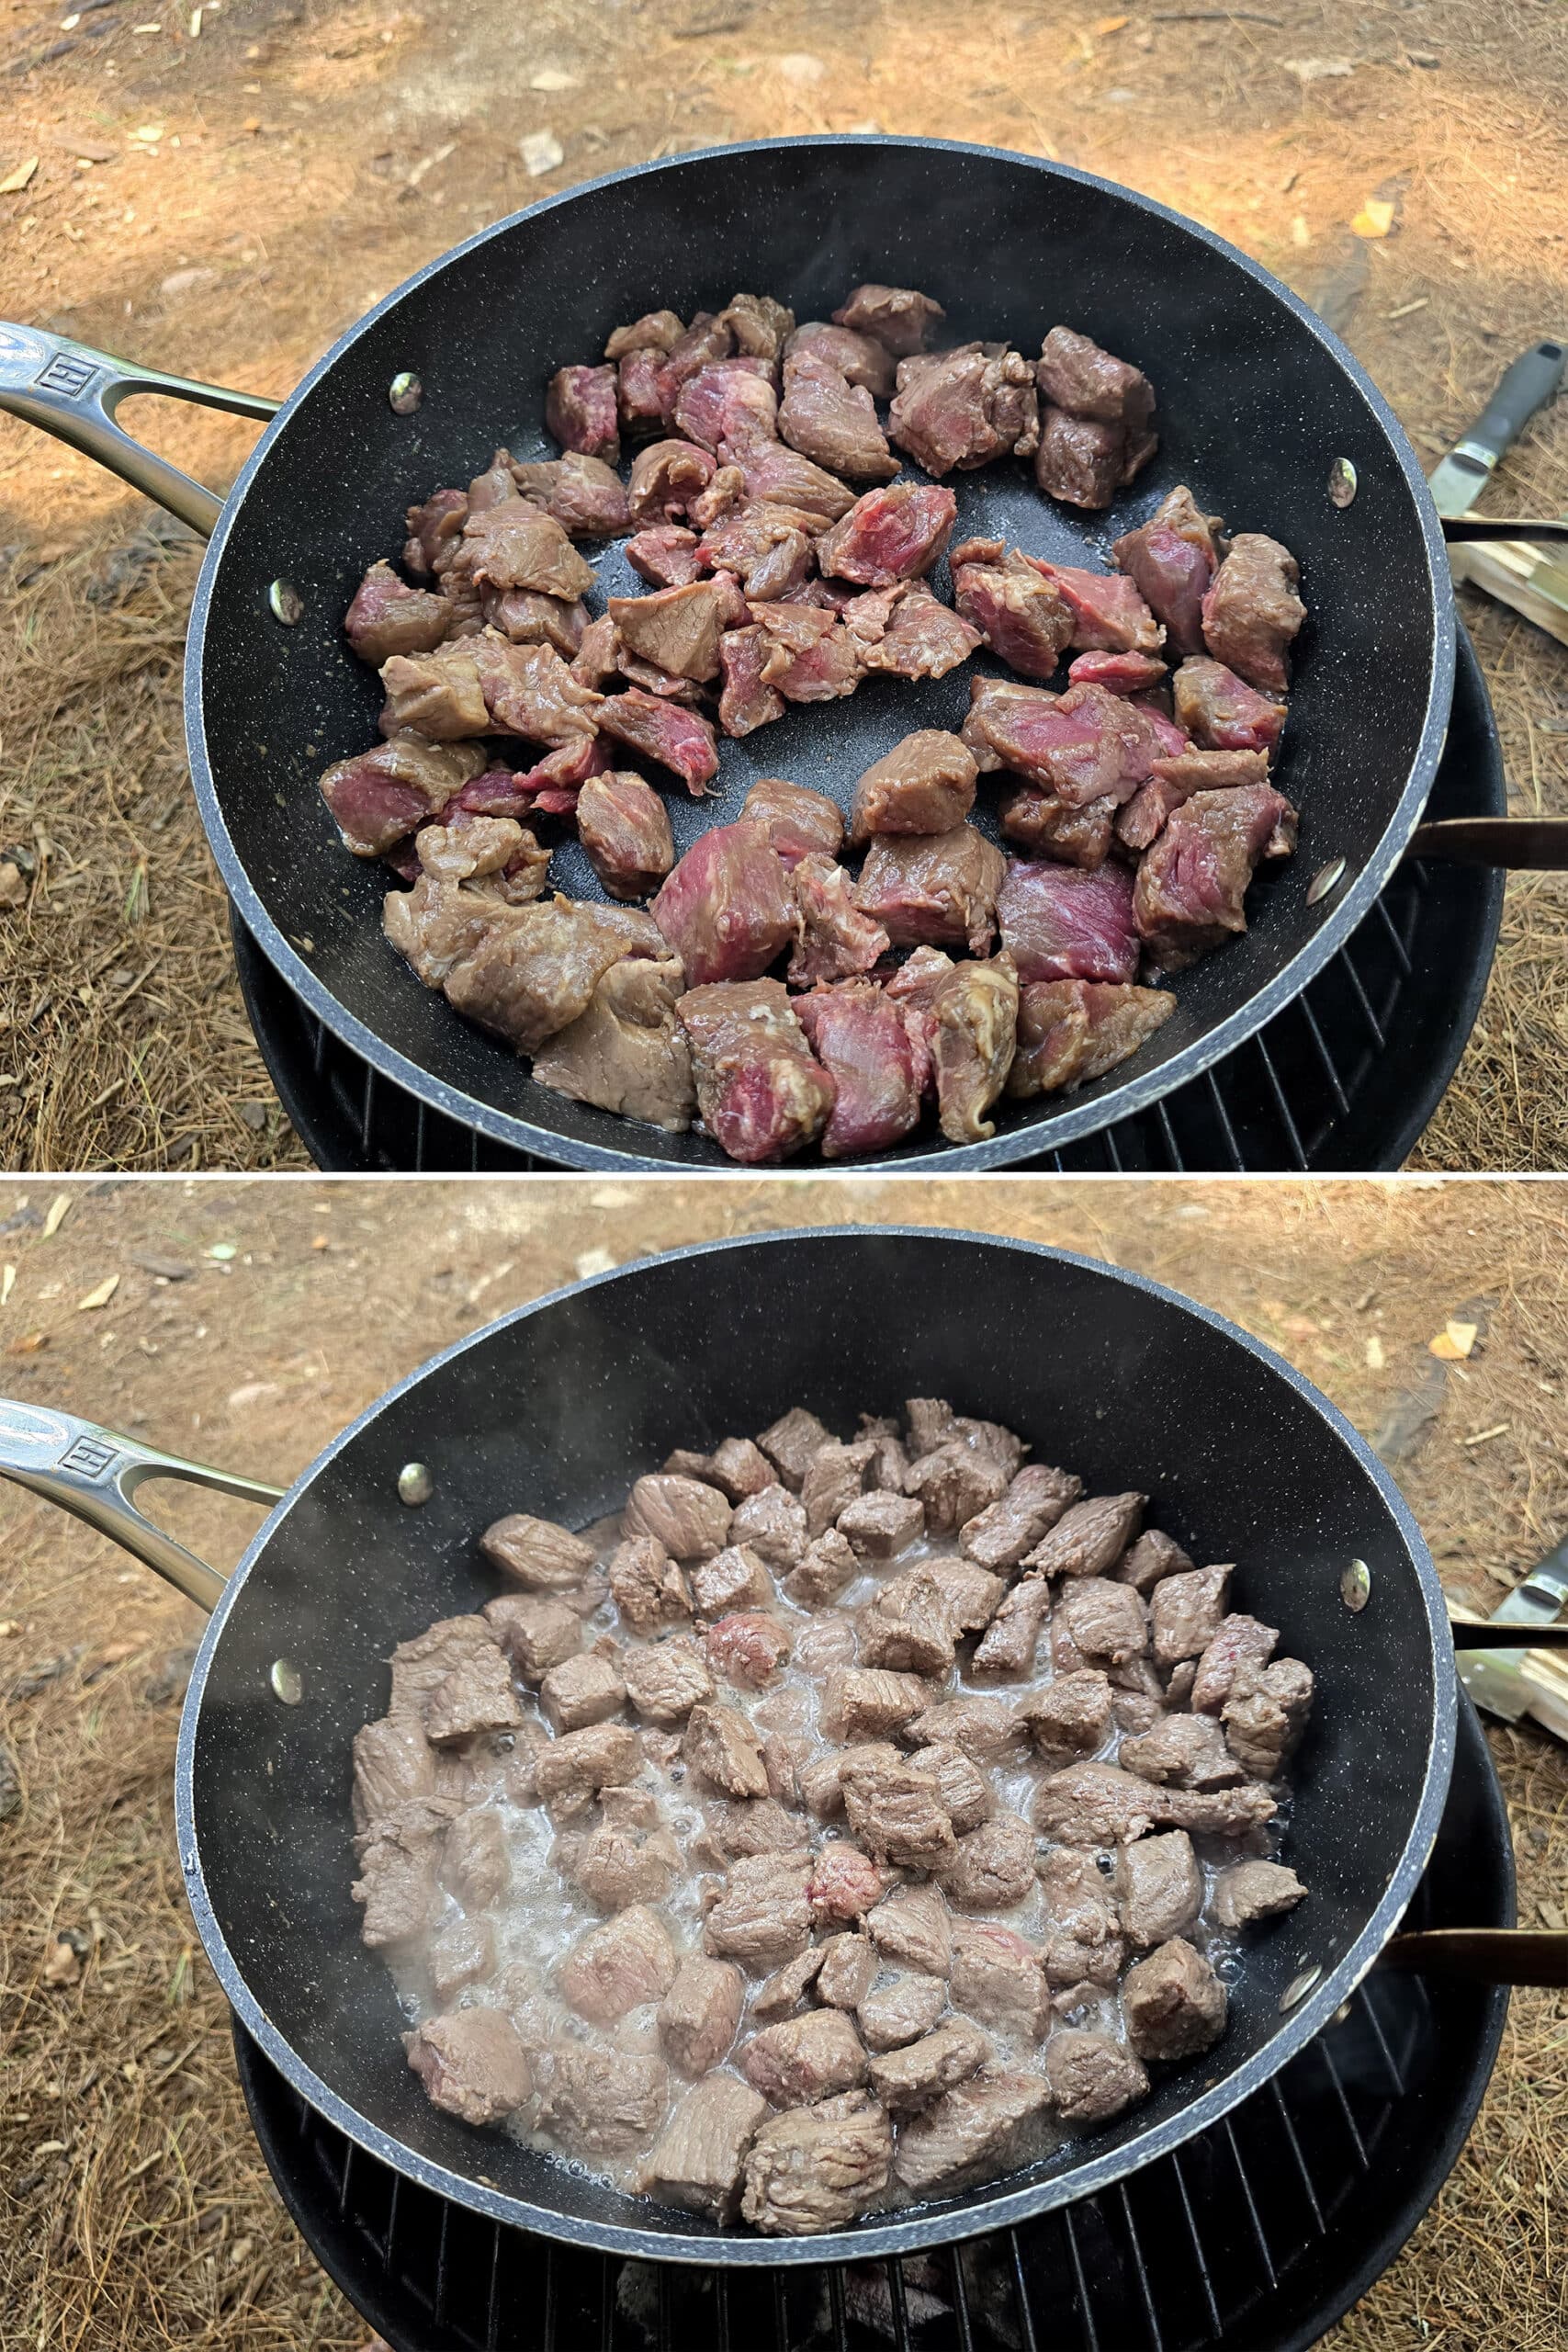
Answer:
1, 1175, 1564, 2345
1, 1, 1565, 1170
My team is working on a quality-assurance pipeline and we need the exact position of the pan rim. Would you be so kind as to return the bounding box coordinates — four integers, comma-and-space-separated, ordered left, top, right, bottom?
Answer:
172, 1225, 1458, 2265
184, 132, 1457, 1174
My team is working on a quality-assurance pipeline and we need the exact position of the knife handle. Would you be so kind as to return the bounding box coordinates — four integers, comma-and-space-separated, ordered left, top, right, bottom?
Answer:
1457, 338, 1564, 469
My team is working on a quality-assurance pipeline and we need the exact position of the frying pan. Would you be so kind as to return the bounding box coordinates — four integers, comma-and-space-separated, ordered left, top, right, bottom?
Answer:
3, 1227, 1562, 2265
3, 138, 1564, 1172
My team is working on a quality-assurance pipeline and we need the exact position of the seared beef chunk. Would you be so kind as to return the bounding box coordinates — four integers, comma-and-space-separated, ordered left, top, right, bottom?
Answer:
353, 1804, 449, 1946
795, 984, 924, 1162
1023, 1491, 1145, 1578
1212, 1859, 1307, 1929
840, 1742, 957, 1867
857, 824, 1006, 956
817, 482, 958, 586
870, 2018, 993, 2116
428, 1918, 492, 2006
850, 730, 978, 842
718, 626, 787, 736
940, 1812, 1036, 1911
858, 1973, 947, 2051
1116, 1529, 1194, 1596
966, 1574, 1050, 1679
576, 772, 675, 901
964, 679, 1168, 808
750, 602, 864, 703
1122, 1937, 1226, 2062
1120, 1712, 1244, 1790
628, 437, 717, 525
1008, 979, 1176, 1099
736, 439, 859, 525
423, 1633, 524, 1746
538, 2044, 671, 2157
889, 345, 1040, 476
653, 821, 797, 986
808, 1841, 888, 1923
756, 1408, 831, 1491
1024, 1668, 1115, 1761
683, 1702, 771, 1799
640, 2075, 768, 2218
540, 1650, 626, 1732
1117, 748, 1272, 855
560, 1903, 678, 2023
801, 1437, 878, 1536
1134, 784, 1297, 971
533, 952, 696, 1133
1034, 326, 1156, 505
434, 898, 670, 1058
1035, 405, 1132, 509
716, 291, 795, 359
659, 1952, 746, 2075
673, 358, 779, 458
679, 979, 835, 1165
1033, 1760, 1166, 1848
509, 450, 631, 537
779, 349, 899, 479
699, 501, 818, 599
733, 1482, 810, 1570
859, 581, 983, 680
626, 524, 705, 587
1117, 1830, 1201, 1948
598, 688, 720, 792
787, 320, 897, 398
919, 1738, 995, 1835
737, 778, 844, 872
1024, 560, 1161, 657
1038, 326, 1155, 433
1201, 533, 1304, 692
838, 1489, 925, 1562
1190, 1613, 1278, 1713
1223, 1657, 1314, 1778
534, 1723, 642, 1812
1112, 485, 1225, 658
1172, 657, 1287, 758
405, 2011, 531, 2126
1151, 1564, 1233, 1668
404, 486, 468, 576
818, 1932, 879, 2010
740, 2090, 893, 2234
1044, 2030, 1148, 2125
610, 578, 735, 682
353, 1716, 436, 1831
1039, 1849, 1124, 1988
345, 560, 451, 665
742, 2008, 868, 2106
895, 2068, 1052, 2196
321, 736, 490, 859
688, 1542, 772, 1616
706, 1611, 793, 1690
952, 540, 1074, 680
963, 1463, 1083, 1572
567, 1805, 682, 1911
788, 857, 891, 989
832, 284, 946, 356
860, 1566, 960, 1675
886, 946, 1019, 1145
704, 1849, 815, 1966
829, 1672, 932, 1741
1054, 1577, 1148, 1668
624, 1472, 733, 1560
546, 364, 620, 463
656, 313, 739, 418
460, 504, 598, 604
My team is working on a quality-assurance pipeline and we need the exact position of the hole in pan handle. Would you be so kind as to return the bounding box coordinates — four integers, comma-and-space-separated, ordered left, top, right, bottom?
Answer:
0, 1396, 283, 1614
0, 323, 281, 540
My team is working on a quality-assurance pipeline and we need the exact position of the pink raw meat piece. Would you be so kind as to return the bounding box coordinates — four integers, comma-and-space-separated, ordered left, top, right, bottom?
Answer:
318, 737, 487, 857
751, 604, 863, 702
1134, 784, 1298, 971
1066, 650, 1168, 696
545, 365, 620, 464
816, 484, 958, 587
952, 543, 1073, 682
651, 820, 798, 986
673, 359, 780, 458
717, 627, 787, 737
678, 978, 835, 1164
1115, 749, 1270, 854
344, 560, 451, 666
998, 858, 1141, 985
795, 982, 923, 1159
1021, 559, 1163, 654
1112, 487, 1225, 659
597, 689, 720, 793
787, 854, 891, 988
854, 824, 1006, 956
626, 526, 706, 587
964, 678, 1170, 809
1172, 659, 1288, 759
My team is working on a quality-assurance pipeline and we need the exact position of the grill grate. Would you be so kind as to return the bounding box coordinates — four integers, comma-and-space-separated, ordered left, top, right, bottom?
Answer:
235, 633, 1504, 1176
236, 1703, 1509, 2352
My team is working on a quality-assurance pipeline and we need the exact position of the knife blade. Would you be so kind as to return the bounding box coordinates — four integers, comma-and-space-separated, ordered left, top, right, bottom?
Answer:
1454, 1538, 1568, 1728
1427, 337, 1565, 516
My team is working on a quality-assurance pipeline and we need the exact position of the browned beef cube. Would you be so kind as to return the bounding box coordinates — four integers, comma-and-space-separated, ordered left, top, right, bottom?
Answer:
939, 1812, 1036, 1912
638, 2075, 769, 2219
423, 1639, 523, 1747
577, 771, 675, 902
787, 320, 897, 397
623, 1473, 733, 1561
1054, 1577, 1149, 1668
621, 1635, 715, 1726
352, 1716, 436, 1832
850, 729, 979, 843
971, 1574, 1054, 1679
1164, 1660, 1199, 1708
1116, 1830, 1201, 1950
857, 1973, 947, 2052
806, 1839, 887, 1924
1038, 326, 1156, 432
895, 2067, 1053, 2196
680, 979, 837, 1165
1211, 1859, 1308, 1930
784, 1528, 859, 1606
962, 1463, 1085, 1572
690, 1543, 774, 1616
909, 1390, 1023, 1471
533, 1723, 641, 1812
538, 2044, 670, 2157
859, 1568, 959, 1676
566, 1807, 681, 1912
1038, 1849, 1124, 1988
889, 344, 1040, 476
444, 1805, 510, 1909
1022, 1492, 1145, 1579
840, 1743, 955, 1868
740, 2090, 892, 2234
482, 1592, 584, 1680
539, 1652, 626, 1734
828, 1670, 931, 1742
1022, 1668, 1115, 1760
1201, 532, 1304, 694
1156, 1781, 1277, 1838
608, 1534, 693, 1633
1191, 1613, 1280, 1714
1043, 2030, 1149, 2126
816, 1932, 878, 2010
1151, 1565, 1233, 1668
752, 1944, 828, 2019
731, 1483, 809, 1570
756, 1407, 833, 1491
870, 2018, 993, 2117
1033, 1761, 1164, 1848
919, 1741, 995, 1837
697, 1436, 777, 1500
778, 349, 899, 479
908, 1696, 1026, 1763
559, 1903, 677, 2023
742, 2008, 867, 2107
428, 1914, 495, 2001
868, 1883, 953, 1978
926, 1560, 1007, 1634
1115, 1528, 1194, 1595
1034, 404, 1129, 509
705, 1611, 792, 1690
353, 1807, 446, 1947
837, 1490, 924, 1562
1120, 1713, 1244, 1791
1123, 1937, 1226, 2062
480, 1514, 596, 1591
702, 1795, 804, 1860
682, 1701, 770, 1797
405, 2009, 531, 2126
763, 1734, 811, 1809
658, 1952, 746, 2075
704, 1849, 815, 1966
856, 825, 1007, 958
948, 1920, 1048, 2037
906, 1441, 1011, 1537
801, 1437, 878, 1536
833, 282, 946, 356
1224, 1657, 1313, 1778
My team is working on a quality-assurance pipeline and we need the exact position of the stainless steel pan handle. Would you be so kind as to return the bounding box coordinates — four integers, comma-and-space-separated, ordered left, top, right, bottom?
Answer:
0, 322, 280, 539
0, 1396, 283, 1612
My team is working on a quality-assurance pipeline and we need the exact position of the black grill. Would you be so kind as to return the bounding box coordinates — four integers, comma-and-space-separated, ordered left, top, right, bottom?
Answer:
234, 1699, 1509, 2352
235, 632, 1504, 1175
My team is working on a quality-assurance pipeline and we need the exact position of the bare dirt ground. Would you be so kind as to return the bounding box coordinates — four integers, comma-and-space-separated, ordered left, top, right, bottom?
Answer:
0, 1175, 1564, 2346
0, 0, 1565, 1170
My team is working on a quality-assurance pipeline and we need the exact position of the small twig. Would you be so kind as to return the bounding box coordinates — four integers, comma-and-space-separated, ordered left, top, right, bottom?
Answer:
1152, 9, 1284, 22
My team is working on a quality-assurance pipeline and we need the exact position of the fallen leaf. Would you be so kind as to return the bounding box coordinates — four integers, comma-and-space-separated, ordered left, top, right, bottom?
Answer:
0, 1620, 19, 1637
776, 51, 825, 82
6, 1331, 46, 1356
1093, 12, 1130, 30
520, 130, 564, 176
1350, 198, 1396, 239
76, 1275, 119, 1312
574, 1248, 617, 1280
1365, 1336, 1385, 1370
1428, 1319, 1477, 1361
226, 1381, 282, 1409
42, 1193, 73, 1239
1, 1266, 14, 1307
0, 156, 39, 195
43, 1939, 81, 1986
1282, 57, 1354, 83
311, 1235, 331, 1251
0, 861, 26, 909
528, 68, 578, 90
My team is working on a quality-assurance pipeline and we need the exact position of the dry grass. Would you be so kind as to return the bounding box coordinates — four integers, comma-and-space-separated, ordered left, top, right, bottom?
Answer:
0, 1176, 1564, 2345
2, 0, 1567, 1168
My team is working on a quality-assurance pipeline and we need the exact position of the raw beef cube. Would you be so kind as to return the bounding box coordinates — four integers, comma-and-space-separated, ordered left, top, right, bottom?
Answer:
678, 979, 836, 1164
1172, 657, 1288, 758
1133, 784, 1298, 970
625, 525, 705, 588
787, 856, 891, 988
717, 626, 786, 737
1008, 978, 1176, 1099
779, 349, 899, 479
1116, 748, 1269, 854
861, 581, 983, 680
742, 775, 844, 868
655, 311, 737, 419
735, 439, 859, 525
577, 772, 674, 901
1112, 485, 1225, 658
998, 860, 1139, 987
807, 1841, 888, 1924
849, 730, 978, 842
1023, 559, 1162, 655
320, 736, 488, 857
952, 543, 1074, 680
546, 364, 620, 463
509, 450, 631, 538
856, 825, 1007, 955
673, 358, 779, 457
964, 678, 1164, 808
832, 282, 946, 356
628, 437, 716, 525
652, 820, 797, 986
699, 503, 818, 600
344, 560, 451, 666
1066, 649, 1168, 695
598, 687, 720, 792
889, 344, 1040, 475
638, 2074, 768, 2218
816, 482, 959, 586
1201, 532, 1305, 693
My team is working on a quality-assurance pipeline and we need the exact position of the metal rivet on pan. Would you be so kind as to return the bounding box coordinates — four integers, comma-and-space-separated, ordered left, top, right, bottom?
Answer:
1280, 1964, 1323, 2012
389, 371, 423, 415
398, 1461, 434, 1507
1341, 1558, 1372, 1613
1307, 855, 1348, 907
1327, 457, 1358, 508
270, 1658, 303, 1705
268, 578, 303, 625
